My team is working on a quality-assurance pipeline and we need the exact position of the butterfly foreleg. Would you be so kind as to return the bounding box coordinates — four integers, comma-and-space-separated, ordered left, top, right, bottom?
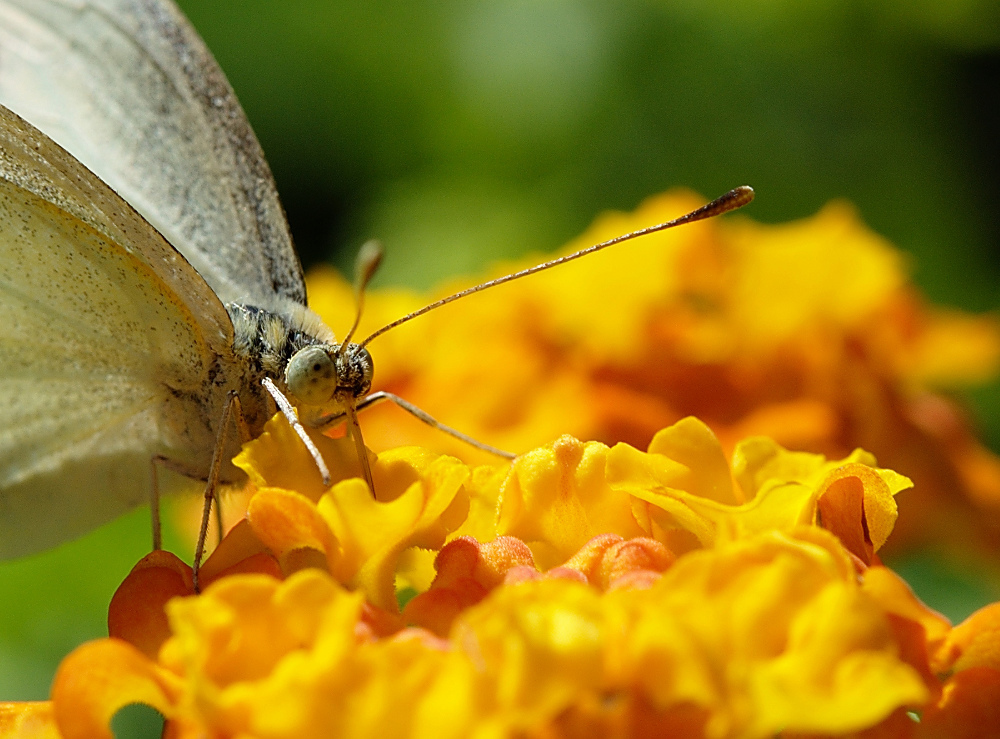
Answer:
262, 377, 331, 485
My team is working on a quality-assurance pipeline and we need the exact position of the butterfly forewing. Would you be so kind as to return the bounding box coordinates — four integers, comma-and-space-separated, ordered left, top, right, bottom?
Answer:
0, 0, 306, 310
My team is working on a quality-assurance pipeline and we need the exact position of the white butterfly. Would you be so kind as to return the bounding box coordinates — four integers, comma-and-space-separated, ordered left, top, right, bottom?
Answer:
0, 0, 356, 560
0, 0, 751, 569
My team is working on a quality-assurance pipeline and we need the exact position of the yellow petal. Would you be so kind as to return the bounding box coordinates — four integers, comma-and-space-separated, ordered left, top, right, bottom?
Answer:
317, 448, 471, 610
646, 417, 740, 505
0, 703, 60, 739
234, 413, 367, 501
497, 436, 647, 568
51, 639, 180, 739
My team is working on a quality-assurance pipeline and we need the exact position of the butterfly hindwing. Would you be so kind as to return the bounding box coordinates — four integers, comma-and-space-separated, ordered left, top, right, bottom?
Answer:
0, 103, 235, 556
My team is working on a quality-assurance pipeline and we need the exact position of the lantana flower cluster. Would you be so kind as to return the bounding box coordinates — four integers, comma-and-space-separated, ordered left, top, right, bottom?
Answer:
5, 414, 1000, 738
3, 192, 1000, 738
307, 192, 1000, 558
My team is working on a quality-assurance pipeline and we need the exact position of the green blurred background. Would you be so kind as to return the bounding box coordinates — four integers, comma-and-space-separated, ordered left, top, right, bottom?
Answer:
3, 0, 1000, 711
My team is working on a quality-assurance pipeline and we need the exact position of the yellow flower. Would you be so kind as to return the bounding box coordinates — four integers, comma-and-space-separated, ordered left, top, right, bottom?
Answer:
16, 416, 1000, 738
306, 191, 1000, 558
12, 193, 1000, 738
40, 531, 938, 739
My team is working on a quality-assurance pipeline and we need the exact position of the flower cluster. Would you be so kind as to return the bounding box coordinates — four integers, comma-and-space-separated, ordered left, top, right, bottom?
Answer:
306, 192, 1000, 558
5, 415, 1000, 738
4, 193, 1000, 739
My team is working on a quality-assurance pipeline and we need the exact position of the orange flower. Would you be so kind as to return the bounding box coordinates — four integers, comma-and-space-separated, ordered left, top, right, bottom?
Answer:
11, 193, 1000, 738
306, 191, 1000, 559
14, 417, 1000, 738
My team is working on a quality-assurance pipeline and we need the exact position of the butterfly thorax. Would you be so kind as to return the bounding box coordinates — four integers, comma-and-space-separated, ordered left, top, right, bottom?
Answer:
227, 304, 325, 381
226, 303, 328, 429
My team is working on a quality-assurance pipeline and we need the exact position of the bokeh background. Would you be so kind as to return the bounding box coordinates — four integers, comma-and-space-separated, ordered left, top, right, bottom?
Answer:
2, 0, 1000, 712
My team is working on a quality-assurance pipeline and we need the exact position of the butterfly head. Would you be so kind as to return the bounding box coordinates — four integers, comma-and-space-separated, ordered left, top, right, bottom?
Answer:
285, 343, 373, 407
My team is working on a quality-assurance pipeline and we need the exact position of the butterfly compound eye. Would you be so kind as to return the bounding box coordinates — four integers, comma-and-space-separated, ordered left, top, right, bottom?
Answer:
334, 344, 374, 399
285, 345, 339, 406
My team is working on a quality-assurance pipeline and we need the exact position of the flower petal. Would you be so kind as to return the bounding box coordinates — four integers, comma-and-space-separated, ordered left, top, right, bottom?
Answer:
317, 449, 471, 610
817, 463, 901, 563
107, 551, 192, 659
51, 639, 180, 739
935, 601, 1000, 674
247, 487, 339, 571
498, 436, 647, 568
918, 667, 1000, 739
234, 413, 368, 500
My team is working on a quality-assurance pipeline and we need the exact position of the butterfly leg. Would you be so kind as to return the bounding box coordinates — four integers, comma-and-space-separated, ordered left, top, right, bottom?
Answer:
343, 399, 376, 496
262, 377, 331, 485
319, 392, 517, 460
192, 390, 246, 593
213, 489, 225, 548
149, 456, 225, 556
150, 456, 166, 551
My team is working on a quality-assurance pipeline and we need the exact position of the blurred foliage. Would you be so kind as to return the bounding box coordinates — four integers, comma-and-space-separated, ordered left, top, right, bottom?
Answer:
176, 0, 1000, 306
2, 0, 1000, 707
0, 509, 188, 701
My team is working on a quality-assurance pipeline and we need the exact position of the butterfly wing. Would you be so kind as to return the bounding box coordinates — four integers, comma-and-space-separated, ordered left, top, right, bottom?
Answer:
0, 0, 306, 310
0, 103, 236, 557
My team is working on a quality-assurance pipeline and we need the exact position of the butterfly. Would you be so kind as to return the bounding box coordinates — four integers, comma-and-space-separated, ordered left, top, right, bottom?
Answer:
0, 0, 752, 578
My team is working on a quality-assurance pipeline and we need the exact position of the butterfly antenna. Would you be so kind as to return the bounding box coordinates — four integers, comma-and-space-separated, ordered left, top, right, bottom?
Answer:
359, 186, 754, 348
330, 241, 383, 494
339, 240, 384, 355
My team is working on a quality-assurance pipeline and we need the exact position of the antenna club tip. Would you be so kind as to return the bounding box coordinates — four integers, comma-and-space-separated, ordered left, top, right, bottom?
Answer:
691, 185, 755, 221
729, 185, 754, 207
702, 185, 754, 218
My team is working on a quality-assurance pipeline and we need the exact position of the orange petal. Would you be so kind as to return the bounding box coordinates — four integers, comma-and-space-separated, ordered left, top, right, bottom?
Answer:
606, 569, 663, 591
107, 551, 192, 659
885, 614, 943, 701
403, 536, 536, 634
475, 536, 538, 587
357, 602, 406, 641
197, 519, 275, 583
247, 487, 338, 571
205, 552, 283, 583
918, 667, 1000, 739
51, 639, 180, 739
403, 584, 485, 636
817, 463, 898, 563
935, 601, 1000, 674
561, 533, 625, 583
597, 538, 675, 590
862, 566, 952, 650
544, 566, 590, 584
559, 534, 674, 590
504, 565, 544, 585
